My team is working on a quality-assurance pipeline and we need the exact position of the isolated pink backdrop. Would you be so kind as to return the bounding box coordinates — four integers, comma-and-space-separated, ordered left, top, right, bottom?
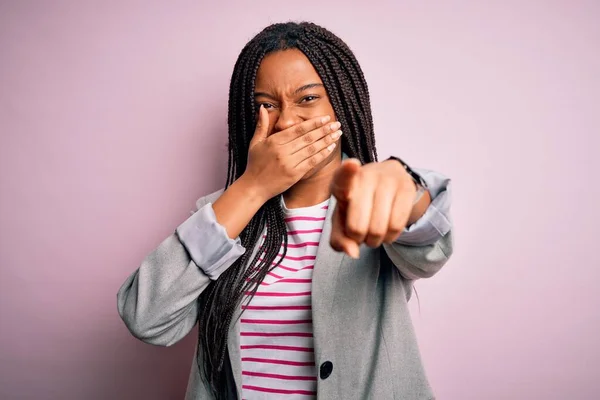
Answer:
1, 1, 598, 399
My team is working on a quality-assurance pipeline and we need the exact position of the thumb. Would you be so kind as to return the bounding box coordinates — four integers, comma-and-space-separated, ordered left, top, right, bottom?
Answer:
330, 158, 362, 201
250, 105, 269, 145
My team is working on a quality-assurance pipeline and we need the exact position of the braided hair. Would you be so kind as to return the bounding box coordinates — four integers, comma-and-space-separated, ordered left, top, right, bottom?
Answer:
197, 21, 379, 398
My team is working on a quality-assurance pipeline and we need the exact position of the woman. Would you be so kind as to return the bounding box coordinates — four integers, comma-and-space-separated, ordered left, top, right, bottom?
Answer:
118, 22, 453, 400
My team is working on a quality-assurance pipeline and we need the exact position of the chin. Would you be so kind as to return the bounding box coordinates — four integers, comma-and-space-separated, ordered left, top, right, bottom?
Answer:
300, 168, 320, 180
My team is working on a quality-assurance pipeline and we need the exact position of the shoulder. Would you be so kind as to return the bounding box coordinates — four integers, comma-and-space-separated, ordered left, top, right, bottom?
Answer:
194, 188, 225, 211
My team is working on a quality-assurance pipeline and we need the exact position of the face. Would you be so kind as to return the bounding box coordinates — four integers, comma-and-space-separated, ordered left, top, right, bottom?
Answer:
254, 49, 341, 179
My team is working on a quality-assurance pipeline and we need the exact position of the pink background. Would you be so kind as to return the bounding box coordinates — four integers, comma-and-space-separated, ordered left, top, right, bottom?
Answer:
1, 1, 598, 399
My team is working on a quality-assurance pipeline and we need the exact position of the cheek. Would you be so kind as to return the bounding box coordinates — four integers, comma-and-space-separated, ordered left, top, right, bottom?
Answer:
299, 103, 337, 122
318, 101, 337, 122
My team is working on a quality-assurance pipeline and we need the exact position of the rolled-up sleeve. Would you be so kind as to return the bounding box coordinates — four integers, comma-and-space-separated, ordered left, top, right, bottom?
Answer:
176, 202, 246, 280
395, 168, 452, 246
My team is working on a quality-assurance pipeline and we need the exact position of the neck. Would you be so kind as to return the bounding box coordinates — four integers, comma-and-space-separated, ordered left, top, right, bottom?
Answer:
283, 155, 342, 209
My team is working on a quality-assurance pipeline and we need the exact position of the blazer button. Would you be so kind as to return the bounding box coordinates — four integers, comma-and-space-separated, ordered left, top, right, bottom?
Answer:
319, 361, 333, 379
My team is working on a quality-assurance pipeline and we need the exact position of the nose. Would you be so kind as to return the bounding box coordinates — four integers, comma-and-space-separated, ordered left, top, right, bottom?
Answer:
273, 106, 303, 134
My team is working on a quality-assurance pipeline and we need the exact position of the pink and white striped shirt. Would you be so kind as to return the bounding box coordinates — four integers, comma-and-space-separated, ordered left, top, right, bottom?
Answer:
240, 198, 329, 399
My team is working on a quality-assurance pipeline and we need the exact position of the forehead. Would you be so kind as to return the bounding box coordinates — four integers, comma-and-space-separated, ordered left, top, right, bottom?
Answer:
255, 49, 323, 90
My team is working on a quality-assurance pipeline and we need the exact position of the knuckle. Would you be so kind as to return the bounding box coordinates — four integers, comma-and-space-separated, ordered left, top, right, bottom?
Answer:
281, 163, 293, 177
329, 236, 342, 250
306, 144, 317, 155
308, 156, 318, 168
384, 231, 401, 243
346, 223, 362, 238
388, 221, 403, 233
294, 125, 305, 136
365, 236, 380, 247
370, 228, 386, 240
275, 155, 288, 170
302, 133, 313, 143
332, 243, 344, 253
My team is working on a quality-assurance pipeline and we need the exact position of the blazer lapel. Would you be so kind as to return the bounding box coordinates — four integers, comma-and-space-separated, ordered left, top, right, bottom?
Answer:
312, 151, 348, 332
311, 194, 345, 355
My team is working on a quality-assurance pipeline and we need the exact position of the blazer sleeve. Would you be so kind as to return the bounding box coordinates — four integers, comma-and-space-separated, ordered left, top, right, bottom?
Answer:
382, 169, 453, 280
117, 192, 246, 346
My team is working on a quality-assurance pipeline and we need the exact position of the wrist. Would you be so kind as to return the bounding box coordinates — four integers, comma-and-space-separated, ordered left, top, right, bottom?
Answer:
385, 156, 428, 205
412, 181, 427, 205
385, 156, 431, 225
237, 173, 270, 206
408, 188, 431, 225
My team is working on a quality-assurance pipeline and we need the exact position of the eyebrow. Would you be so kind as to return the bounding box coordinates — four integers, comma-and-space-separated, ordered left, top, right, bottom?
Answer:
293, 83, 324, 95
254, 83, 324, 99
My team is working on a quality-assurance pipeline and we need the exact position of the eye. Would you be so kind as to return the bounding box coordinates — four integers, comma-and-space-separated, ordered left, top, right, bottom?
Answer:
300, 95, 319, 103
261, 102, 275, 109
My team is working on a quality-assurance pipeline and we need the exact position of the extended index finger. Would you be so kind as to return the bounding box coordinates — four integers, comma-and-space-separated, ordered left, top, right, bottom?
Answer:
330, 158, 362, 201
271, 115, 331, 144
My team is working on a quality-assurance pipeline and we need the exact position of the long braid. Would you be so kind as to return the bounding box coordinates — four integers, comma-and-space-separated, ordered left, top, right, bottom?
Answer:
197, 22, 378, 399
306, 37, 366, 159
298, 24, 377, 163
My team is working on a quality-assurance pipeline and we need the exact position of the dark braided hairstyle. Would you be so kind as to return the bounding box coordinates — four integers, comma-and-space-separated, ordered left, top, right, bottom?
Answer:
197, 21, 379, 399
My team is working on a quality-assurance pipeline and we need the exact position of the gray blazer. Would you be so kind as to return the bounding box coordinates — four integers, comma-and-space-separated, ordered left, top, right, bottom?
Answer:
118, 170, 453, 400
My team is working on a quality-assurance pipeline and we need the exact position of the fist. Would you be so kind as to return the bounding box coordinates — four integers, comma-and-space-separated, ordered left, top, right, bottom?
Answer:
329, 158, 419, 258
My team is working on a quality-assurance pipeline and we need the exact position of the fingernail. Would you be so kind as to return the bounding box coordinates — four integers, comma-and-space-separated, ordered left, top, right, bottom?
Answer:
327, 143, 337, 151
331, 130, 343, 139
345, 248, 359, 259
330, 121, 341, 131
321, 116, 331, 124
